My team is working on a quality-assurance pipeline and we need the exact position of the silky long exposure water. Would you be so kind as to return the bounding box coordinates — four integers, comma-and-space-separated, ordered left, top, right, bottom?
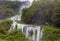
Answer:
9, 1, 44, 41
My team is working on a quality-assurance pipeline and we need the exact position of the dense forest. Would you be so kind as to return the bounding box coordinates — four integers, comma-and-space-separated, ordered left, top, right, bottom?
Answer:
21, 0, 60, 41
0, 0, 60, 41
0, 1, 31, 41
0, 1, 30, 20
0, 1, 21, 19
21, 0, 60, 27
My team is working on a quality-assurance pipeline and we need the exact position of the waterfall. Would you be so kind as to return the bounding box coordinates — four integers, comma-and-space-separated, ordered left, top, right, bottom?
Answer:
9, 1, 44, 41
10, 23, 44, 41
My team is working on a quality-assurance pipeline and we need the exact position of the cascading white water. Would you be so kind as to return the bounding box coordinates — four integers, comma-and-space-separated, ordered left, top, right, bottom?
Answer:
10, 0, 44, 41
10, 23, 44, 41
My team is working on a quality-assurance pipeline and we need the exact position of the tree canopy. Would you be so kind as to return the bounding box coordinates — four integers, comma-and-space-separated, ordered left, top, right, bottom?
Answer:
21, 0, 60, 27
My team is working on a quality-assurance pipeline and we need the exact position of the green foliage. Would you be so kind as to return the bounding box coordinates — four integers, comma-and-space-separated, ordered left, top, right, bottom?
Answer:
5, 29, 30, 41
29, 30, 33, 37
0, 20, 13, 31
0, 39, 7, 41
17, 21, 23, 24
0, 26, 6, 34
21, 0, 60, 26
0, 20, 31, 41
4, 8, 14, 13
42, 25, 60, 41
0, 29, 31, 41
0, 1, 20, 19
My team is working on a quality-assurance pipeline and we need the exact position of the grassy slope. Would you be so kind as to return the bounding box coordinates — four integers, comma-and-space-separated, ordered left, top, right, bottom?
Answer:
0, 20, 31, 41
0, 20, 13, 31
42, 25, 60, 41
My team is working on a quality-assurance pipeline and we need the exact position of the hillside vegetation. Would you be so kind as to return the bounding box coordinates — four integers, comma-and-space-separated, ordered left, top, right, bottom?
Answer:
0, 1, 21, 20
21, 0, 60, 41
0, 0, 60, 41
21, 0, 60, 27
0, 20, 31, 41
42, 25, 60, 41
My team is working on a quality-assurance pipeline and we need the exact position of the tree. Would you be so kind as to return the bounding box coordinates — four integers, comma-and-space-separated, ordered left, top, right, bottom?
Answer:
21, 0, 60, 27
